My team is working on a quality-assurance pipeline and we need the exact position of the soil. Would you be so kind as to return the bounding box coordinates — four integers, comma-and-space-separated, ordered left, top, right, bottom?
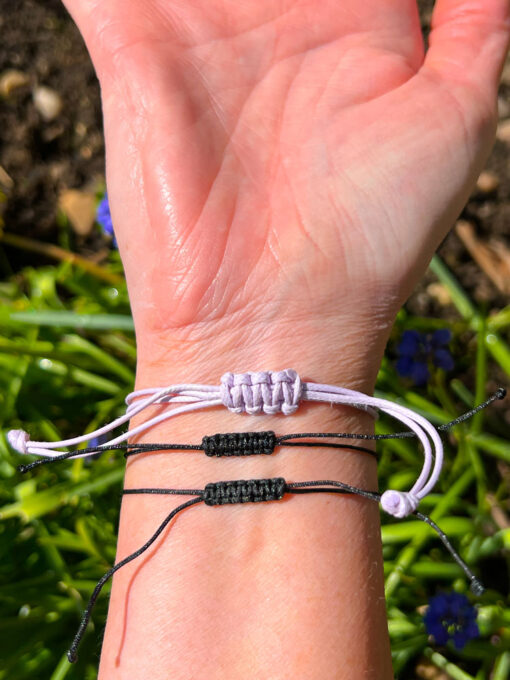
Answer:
0, 0, 104, 270
0, 0, 509, 318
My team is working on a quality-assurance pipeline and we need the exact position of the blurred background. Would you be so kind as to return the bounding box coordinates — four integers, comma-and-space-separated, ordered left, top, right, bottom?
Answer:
0, 1, 509, 678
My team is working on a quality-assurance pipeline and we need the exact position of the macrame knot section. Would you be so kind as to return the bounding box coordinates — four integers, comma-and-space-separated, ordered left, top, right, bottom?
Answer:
380, 489, 419, 518
202, 431, 277, 457
220, 369, 302, 415
8, 429, 30, 454
203, 477, 287, 506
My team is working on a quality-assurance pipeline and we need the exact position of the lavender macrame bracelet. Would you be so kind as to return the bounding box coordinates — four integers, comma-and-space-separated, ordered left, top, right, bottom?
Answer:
17, 389, 505, 474
5, 368, 477, 518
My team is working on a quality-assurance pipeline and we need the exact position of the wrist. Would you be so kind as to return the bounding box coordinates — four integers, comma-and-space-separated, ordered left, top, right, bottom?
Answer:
107, 316, 392, 678
133, 312, 389, 395
107, 349, 391, 679
126, 354, 383, 492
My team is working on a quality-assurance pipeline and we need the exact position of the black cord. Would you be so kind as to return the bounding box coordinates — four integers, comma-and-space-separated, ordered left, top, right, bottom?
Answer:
18, 388, 506, 474
17, 438, 375, 473
437, 387, 506, 430
67, 476, 485, 662
67, 495, 204, 663
414, 511, 484, 596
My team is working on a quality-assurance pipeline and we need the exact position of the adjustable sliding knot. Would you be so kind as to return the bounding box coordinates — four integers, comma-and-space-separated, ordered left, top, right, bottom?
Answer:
202, 431, 277, 457
220, 370, 302, 415
7, 429, 30, 455
380, 489, 419, 518
203, 477, 286, 506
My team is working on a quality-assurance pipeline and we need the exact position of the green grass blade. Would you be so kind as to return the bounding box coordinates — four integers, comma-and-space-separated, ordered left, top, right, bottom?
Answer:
423, 648, 477, 680
48, 653, 72, 680
492, 652, 510, 680
429, 256, 510, 375
9, 310, 134, 331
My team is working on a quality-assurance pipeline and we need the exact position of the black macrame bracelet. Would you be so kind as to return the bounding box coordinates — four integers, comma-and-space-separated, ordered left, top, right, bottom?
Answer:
67, 476, 485, 663
202, 430, 277, 456
203, 477, 286, 504
17, 387, 506, 474
17, 434, 376, 472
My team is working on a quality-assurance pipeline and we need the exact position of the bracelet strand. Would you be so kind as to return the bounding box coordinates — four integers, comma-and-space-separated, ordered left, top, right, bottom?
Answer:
14, 385, 506, 520
67, 475, 485, 663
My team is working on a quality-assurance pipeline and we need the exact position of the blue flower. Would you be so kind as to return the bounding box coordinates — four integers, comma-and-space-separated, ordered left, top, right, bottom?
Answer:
83, 434, 109, 464
396, 329, 454, 386
96, 193, 116, 246
424, 592, 479, 650
86, 434, 108, 450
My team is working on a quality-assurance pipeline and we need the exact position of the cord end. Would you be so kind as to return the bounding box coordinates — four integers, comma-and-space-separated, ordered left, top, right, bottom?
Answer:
380, 489, 419, 518
470, 578, 485, 596
496, 387, 507, 401
7, 429, 30, 454
17, 464, 29, 474
67, 649, 77, 664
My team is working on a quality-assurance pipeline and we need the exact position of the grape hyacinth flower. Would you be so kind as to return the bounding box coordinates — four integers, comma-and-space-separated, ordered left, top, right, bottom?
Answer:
424, 592, 479, 650
83, 434, 108, 465
86, 434, 108, 449
96, 193, 116, 246
396, 329, 454, 386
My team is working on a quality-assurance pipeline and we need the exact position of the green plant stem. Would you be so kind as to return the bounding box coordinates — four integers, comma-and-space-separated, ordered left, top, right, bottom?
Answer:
492, 652, 510, 680
429, 256, 510, 375
9, 310, 134, 331
423, 648, 477, 680
0, 230, 124, 285
49, 652, 73, 680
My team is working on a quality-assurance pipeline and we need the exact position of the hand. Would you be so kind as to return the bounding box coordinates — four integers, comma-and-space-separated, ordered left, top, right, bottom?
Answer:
63, 0, 509, 386
59, 4, 510, 677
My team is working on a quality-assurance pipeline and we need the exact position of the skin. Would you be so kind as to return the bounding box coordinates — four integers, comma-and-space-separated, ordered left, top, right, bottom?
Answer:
61, 1, 510, 678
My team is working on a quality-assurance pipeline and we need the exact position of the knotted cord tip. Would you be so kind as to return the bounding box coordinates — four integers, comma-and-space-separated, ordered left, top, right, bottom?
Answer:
496, 387, 507, 400
470, 578, 485, 596
380, 489, 419, 518
7, 429, 30, 455
67, 649, 77, 664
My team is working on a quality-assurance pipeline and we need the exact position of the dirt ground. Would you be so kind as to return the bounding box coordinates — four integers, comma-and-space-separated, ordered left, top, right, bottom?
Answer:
1, 0, 509, 313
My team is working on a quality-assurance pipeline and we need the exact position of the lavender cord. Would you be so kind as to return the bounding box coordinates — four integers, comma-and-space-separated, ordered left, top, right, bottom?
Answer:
7, 368, 457, 517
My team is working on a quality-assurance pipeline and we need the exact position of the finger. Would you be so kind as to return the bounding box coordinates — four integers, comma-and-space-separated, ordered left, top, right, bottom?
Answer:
62, 0, 426, 74
423, 0, 510, 99
60, 0, 111, 76
60, 0, 100, 42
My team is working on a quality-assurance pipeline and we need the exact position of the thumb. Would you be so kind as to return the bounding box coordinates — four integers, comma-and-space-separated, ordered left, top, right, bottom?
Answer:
61, 0, 103, 52
423, 1, 510, 105
61, 0, 147, 82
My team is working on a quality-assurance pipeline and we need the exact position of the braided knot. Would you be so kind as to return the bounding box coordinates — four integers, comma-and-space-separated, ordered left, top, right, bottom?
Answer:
380, 490, 419, 518
7, 429, 30, 454
203, 477, 287, 506
202, 431, 277, 457
220, 369, 302, 415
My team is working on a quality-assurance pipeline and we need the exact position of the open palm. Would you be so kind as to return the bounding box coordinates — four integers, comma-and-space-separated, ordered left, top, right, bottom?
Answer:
64, 0, 509, 374
55, 4, 510, 676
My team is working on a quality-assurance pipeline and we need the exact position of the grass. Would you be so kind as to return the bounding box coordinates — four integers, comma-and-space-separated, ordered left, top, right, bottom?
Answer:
0, 235, 509, 679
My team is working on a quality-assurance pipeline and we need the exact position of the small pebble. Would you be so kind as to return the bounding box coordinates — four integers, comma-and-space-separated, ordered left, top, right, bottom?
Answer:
476, 171, 499, 195
496, 119, 510, 143
74, 121, 87, 139
0, 69, 29, 97
58, 188, 96, 236
0, 165, 14, 189
502, 59, 510, 86
498, 96, 510, 120
426, 282, 452, 306
33, 85, 62, 121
